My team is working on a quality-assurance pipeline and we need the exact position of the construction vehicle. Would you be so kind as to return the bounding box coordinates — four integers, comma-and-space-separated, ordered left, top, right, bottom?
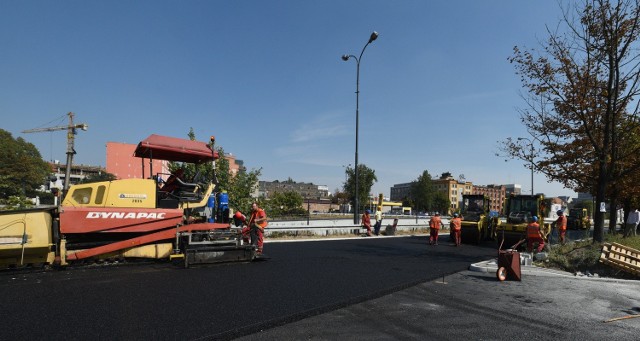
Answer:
496, 194, 551, 249
0, 134, 256, 269
459, 194, 500, 244
567, 208, 590, 230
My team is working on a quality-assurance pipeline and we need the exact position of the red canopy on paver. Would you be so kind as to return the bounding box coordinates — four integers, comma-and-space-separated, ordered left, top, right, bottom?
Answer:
134, 134, 218, 163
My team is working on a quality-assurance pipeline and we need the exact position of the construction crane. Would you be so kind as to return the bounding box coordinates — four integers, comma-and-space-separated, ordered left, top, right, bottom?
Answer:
22, 112, 88, 194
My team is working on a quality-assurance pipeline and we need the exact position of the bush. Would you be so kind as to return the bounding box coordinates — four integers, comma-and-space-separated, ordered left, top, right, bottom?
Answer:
543, 234, 640, 278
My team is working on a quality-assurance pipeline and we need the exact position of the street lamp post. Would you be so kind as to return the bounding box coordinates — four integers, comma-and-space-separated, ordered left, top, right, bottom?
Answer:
518, 137, 534, 195
342, 31, 378, 225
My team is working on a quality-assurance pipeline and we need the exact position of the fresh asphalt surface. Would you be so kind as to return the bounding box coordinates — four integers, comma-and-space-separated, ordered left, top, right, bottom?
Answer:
2, 233, 640, 340
0, 235, 494, 340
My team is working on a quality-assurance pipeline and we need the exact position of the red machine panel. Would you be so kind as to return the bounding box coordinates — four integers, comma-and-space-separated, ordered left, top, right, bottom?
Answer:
60, 207, 183, 233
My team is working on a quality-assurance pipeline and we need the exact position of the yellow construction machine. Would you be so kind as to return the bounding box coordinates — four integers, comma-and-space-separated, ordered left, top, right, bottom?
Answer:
496, 194, 551, 249
567, 208, 590, 230
0, 134, 256, 269
459, 194, 500, 244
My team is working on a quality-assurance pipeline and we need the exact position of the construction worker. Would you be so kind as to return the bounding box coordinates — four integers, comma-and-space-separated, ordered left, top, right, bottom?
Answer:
429, 212, 442, 245
374, 206, 383, 236
527, 216, 545, 252
248, 202, 268, 255
233, 211, 250, 244
361, 210, 373, 236
450, 213, 463, 247
555, 210, 567, 245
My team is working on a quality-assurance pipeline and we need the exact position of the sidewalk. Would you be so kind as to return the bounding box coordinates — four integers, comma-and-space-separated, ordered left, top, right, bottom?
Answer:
469, 254, 632, 282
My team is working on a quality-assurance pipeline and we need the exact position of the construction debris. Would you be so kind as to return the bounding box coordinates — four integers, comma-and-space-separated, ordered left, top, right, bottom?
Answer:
599, 242, 640, 277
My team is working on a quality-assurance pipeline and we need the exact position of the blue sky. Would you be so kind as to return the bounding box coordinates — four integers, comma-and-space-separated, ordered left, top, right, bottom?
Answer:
0, 1, 576, 198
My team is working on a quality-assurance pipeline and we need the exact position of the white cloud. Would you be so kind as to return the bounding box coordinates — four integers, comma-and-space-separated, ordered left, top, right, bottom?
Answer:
290, 112, 349, 143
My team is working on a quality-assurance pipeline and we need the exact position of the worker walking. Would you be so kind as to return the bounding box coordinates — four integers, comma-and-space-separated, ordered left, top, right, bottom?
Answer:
527, 216, 545, 252
555, 210, 567, 245
361, 210, 373, 236
450, 213, 463, 247
248, 202, 268, 255
429, 212, 442, 245
374, 206, 383, 236
624, 208, 639, 238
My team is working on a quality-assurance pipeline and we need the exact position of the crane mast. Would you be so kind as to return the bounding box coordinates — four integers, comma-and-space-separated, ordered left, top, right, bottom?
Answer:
22, 112, 88, 194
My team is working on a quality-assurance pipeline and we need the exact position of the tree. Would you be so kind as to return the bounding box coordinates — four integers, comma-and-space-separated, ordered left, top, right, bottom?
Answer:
433, 192, 451, 215
264, 191, 305, 216
410, 170, 436, 212
503, 0, 640, 242
0, 129, 51, 199
171, 128, 262, 214
81, 171, 117, 183
343, 164, 377, 212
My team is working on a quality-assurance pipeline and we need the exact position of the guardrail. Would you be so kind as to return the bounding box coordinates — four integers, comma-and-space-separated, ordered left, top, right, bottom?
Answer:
262, 216, 593, 238
264, 217, 442, 237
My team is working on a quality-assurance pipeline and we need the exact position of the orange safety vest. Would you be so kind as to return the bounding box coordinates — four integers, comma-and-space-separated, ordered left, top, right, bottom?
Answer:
556, 216, 567, 231
527, 222, 541, 238
250, 208, 268, 228
429, 216, 441, 230
451, 217, 462, 231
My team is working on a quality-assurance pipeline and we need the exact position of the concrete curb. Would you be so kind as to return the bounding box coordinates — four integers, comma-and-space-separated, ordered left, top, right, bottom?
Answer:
468, 259, 636, 282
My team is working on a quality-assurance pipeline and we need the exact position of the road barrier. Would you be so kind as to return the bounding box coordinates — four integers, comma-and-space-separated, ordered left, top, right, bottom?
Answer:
264, 217, 441, 237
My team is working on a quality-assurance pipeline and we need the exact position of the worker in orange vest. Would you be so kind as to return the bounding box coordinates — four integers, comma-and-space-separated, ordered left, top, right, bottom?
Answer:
233, 211, 249, 244
527, 216, 545, 252
248, 202, 268, 255
555, 210, 567, 245
361, 210, 373, 236
450, 213, 463, 247
429, 212, 442, 245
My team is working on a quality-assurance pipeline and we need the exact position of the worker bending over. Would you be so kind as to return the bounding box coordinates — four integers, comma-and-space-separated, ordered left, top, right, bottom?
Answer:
527, 216, 545, 253
233, 211, 250, 244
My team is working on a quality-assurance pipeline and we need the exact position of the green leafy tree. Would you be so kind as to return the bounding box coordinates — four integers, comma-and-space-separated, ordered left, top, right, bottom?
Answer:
433, 191, 451, 215
170, 129, 262, 214
0, 195, 35, 211
264, 191, 305, 216
0, 129, 51, 199
81, 171, 117, 184
410, 170, 436, 212
343, 164, 377, 212
503, 0, 640, 242
229, 166, 261, 214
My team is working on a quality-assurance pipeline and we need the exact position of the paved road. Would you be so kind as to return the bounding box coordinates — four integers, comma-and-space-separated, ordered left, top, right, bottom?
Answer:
0, 235, 495, 340
238, 265, 640, 341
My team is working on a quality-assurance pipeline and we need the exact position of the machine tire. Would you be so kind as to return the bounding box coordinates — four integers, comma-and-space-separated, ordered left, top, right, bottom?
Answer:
497, 267, 507, 281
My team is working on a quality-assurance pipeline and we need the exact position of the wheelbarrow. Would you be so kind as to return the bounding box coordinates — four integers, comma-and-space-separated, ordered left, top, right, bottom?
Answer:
496, 234, 525, 281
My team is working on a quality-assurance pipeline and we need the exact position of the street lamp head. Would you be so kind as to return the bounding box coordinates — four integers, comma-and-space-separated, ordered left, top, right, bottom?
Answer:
369, 31, 379, 43
341, 55, 350, 61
